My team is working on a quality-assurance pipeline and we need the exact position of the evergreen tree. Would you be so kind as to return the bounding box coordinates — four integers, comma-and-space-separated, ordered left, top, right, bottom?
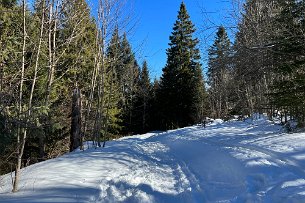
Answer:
103, 26, 124, 137
0, 0, 33, 177
0, 0, 141, 178
57, 0, 98, 150
132, 61, 152, 133
149, 78, 160, 131
0, 0, 17, 8
158, 2, 206, 129
207, 26, 232, 118
271, 0, 305, 124
118, 33, 139, 133
59, 0, 97, 90
0, 0, 22, 94
32, 0, 99, 156
107, 26, 121, 72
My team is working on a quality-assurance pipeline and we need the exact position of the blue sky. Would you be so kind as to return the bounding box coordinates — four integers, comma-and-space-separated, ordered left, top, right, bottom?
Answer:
129, 0, 236, 79
86, 0, 237, 79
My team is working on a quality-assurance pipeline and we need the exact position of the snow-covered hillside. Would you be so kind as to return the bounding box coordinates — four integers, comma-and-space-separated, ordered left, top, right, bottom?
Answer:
1, 117, 305, 202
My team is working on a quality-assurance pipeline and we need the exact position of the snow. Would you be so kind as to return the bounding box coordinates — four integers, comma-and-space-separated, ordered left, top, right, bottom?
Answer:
2, 116, 305, 202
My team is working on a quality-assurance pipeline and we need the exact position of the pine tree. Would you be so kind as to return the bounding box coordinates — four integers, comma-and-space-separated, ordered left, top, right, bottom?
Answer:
158, 2, 206, 129
0, 0, 137, 177
207, 26, 232, 118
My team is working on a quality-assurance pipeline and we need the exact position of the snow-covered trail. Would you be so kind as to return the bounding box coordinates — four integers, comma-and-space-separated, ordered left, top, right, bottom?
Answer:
1, 118, 305, 202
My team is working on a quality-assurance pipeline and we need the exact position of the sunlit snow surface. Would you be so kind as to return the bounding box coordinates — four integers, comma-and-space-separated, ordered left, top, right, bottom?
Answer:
2, 117, 305, 202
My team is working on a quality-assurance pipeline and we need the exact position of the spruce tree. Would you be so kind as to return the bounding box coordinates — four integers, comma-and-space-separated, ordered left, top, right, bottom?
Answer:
158, 2, 206, 129
103, 26, 123, 136
107, 26, 121, 71
133, 60, 152, 133
149, 78, 160, 130
207, 26, 232, 118
118, 33, 139, 133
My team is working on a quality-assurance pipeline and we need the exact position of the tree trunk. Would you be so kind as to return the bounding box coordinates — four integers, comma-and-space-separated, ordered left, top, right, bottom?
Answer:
13, 0, 26, 192
102, 66, 115, 148
142, 96, 146, 133
33, 0, 46, 161
41, 0, 58, 160
70, 88, 82, 152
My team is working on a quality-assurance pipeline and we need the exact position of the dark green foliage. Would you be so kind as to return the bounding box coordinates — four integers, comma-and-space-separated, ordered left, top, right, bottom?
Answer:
0, 2, 26, 174
207, 26, 232, 118
157, 2, 206, 129
104, 26, 123, 136
107, 26, 121, 71
270, 0, 305, 122
131, 61, 152, 133
0, 0, 103, 174
0, 2, 22, 91
41, 0, 99, 156
0, 0, 16, 8
116, 33, 140, 134
149, 78, 161, 130
208, 26, 231, 81
105, 28, 142, 135
59, 0, 97, 89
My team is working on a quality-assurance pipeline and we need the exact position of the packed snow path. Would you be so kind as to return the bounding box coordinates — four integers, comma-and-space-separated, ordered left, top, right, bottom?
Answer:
2, 117, 305, 202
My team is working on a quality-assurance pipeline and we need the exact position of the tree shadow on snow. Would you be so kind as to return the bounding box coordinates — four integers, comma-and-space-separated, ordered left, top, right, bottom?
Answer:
0, 185, 100, 203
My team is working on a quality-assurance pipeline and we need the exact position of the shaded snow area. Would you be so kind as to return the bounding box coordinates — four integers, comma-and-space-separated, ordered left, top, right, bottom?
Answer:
2, 117, 305, 202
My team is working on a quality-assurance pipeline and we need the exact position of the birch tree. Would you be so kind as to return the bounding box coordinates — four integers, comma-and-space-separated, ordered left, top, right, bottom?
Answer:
12, 0, 27, 193
231, 0, 280, 116
85, 0, 129, 147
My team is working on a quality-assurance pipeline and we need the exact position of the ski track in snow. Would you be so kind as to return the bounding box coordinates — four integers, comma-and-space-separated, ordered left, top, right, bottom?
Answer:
1, 118, 305, 202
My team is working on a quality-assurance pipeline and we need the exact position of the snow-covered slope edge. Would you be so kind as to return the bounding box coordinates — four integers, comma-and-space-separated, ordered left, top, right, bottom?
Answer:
1, 118, 305, 202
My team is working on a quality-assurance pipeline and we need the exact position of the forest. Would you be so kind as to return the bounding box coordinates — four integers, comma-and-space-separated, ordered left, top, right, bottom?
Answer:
0, 0, 304, 193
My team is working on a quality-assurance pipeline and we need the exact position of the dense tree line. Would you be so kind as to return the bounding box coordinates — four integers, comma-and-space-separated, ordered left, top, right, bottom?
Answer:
0, 1, 207, 192
271, 0, 305, 124
0, 0, 148, 191
207, 0, 305, 125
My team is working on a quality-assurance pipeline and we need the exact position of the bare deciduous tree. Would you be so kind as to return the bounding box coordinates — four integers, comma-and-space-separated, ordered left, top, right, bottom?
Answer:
12, 0, 27, 193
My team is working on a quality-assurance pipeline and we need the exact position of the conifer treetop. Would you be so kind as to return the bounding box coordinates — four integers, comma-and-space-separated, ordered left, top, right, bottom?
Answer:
165, 1, 200, 71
